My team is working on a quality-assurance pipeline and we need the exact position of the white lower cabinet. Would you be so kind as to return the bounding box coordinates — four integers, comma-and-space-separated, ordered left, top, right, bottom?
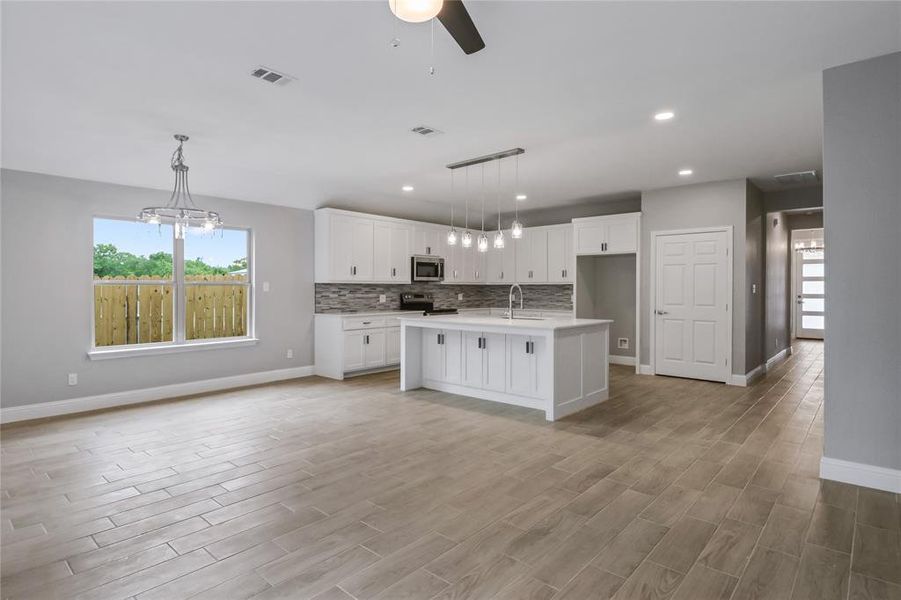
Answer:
462, 332, 506, 392
423, 329, 462, 383
506, 334, 547, 398
344, 329, 389, 371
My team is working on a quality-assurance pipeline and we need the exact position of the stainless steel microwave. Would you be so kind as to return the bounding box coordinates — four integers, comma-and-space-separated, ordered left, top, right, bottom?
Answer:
411, 255, 444, 282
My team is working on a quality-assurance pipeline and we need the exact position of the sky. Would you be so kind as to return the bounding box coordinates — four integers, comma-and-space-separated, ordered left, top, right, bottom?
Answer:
94, 218, 247, 268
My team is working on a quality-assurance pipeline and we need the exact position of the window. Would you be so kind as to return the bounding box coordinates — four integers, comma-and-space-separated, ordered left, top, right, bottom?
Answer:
93, 217, 252, 351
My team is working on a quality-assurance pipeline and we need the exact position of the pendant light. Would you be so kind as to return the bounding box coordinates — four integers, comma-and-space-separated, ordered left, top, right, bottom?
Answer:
511, 154, 523, 239
461, 166, 473, 248
446, 169, 457, 245
138, 134, 221, 239
493, 159, 505, 249
477, 165, 489, 252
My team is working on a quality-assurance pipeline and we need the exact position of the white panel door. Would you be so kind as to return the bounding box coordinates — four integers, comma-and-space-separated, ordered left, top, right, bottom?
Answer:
605, 217, 638, 254
385, 328, 401, 364
423, 329, 444, 381
482, 333, 506, 392
343, 331, 365, 371
462, 331, 484, 388
794, 249, 825, 339
654, 230, 730, 383
363, 330, 386, 368
444, 330, 462, 384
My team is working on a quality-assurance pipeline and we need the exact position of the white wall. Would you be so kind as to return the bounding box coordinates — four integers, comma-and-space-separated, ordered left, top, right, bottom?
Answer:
639, 179, 751, 375
822, 52, 901, 475
0, 169, 315, 409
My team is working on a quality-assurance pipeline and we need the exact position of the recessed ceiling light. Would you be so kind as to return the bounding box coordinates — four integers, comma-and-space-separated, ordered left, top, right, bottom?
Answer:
402, 185, 414, 192
516, 194, 527, 201
654, 111, 675, 121
678, 169, 693, 176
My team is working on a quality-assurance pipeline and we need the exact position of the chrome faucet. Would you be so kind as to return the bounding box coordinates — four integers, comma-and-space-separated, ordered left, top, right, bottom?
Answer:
508, 284, 523, 320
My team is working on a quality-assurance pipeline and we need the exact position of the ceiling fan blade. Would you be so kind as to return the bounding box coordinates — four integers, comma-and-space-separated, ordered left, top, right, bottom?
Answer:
437, 0, 485, 55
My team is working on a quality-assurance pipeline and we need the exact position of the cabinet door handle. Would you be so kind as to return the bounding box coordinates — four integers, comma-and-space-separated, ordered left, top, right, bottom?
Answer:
475, 270, 479, 279
500, 271, 504, 279
364, 335, 369, 344
426, 246, 431, 255
525, 341, 530, 354
391, 267, 396, 277
362, 321, 371, 325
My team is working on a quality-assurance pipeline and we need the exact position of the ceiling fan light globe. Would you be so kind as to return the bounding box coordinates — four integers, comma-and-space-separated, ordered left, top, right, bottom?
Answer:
389, 0, 443, 23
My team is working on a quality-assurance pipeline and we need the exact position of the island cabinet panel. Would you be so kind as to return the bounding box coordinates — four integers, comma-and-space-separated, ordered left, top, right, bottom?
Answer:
461, 331, 506, 391
506, 334, 547, 398
423, 329, 461, 383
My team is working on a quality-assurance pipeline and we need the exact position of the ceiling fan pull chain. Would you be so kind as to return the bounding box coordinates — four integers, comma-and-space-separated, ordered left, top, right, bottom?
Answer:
428, 17, 437, 76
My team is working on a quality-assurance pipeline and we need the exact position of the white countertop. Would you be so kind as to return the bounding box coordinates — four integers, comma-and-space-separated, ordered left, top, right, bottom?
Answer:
398, 313, 612, 332
315, 308, 574, 318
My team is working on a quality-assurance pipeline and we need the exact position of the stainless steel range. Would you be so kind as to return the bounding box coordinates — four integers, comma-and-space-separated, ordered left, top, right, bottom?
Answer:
399, 293, 458, 316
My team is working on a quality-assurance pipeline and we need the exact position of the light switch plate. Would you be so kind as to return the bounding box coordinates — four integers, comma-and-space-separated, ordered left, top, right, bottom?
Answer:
379, 295, 386, 303
617, 338, 629, 349
457, 293, 464, 300
68, 373, 78, 386
262, 281, 270, 292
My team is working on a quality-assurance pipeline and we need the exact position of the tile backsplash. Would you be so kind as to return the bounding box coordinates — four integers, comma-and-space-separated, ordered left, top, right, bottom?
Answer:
315, 283, 574, 313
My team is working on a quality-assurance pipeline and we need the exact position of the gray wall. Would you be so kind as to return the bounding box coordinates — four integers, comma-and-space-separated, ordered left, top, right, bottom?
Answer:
574, 254, 636, 358
0, 169, 315, 409
745, 182, 765, 372
822, 52, 901, 471
765, 212, 791, 360
640, 179, 750, 374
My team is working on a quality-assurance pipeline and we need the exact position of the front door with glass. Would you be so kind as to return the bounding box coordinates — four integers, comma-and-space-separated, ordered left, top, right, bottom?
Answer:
794, 231, 825, 340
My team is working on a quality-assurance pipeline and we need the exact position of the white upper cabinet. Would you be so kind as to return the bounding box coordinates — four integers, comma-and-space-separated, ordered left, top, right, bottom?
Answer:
373, 222, 411, 283
487, 243, 516, 284
413, 225, 445, 257
515, 228, 549, 283
325, 214, 374, 281
573, 213, 640, 255
547, 225, 574, 283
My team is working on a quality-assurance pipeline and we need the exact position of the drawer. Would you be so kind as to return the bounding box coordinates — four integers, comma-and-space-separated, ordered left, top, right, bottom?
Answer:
343, 316, 386, 330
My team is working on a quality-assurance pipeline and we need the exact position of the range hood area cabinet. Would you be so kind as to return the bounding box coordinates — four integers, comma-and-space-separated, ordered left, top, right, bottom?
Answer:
573, 212, 640, 255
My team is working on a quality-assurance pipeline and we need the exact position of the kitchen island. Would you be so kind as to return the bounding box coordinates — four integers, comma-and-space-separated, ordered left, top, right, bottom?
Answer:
399, 314, 612, 421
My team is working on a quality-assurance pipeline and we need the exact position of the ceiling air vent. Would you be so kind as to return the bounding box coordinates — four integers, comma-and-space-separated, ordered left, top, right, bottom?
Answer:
773, 170, 819, 186
250, 66, 293, 85
410, 125, 443, 137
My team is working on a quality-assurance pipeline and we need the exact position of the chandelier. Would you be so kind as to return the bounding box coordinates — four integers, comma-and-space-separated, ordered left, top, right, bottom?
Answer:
138, 134, 222, 239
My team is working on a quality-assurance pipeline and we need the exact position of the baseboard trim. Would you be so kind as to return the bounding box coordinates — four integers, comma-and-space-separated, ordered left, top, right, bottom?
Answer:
729, 363, 766, 387
820, 456, 901, 493
766, 346, 793, 370
0, 366, 315, 425
639, 364, 654, 376
609, 355, 637, 367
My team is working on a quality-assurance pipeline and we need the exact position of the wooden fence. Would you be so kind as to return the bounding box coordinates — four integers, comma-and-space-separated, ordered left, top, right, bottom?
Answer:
93, 274, 247, 346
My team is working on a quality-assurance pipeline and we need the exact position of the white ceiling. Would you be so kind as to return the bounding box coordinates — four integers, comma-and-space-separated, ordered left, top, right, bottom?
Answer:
2, 1, 899, 222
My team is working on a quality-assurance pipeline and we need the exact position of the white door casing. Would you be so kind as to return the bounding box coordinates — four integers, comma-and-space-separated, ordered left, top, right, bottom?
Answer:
652, 228, 732, 383
793, 247, 825, 339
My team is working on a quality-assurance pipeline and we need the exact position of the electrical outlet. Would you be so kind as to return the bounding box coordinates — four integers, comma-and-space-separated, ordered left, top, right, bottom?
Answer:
286, 349, 294, 359
457, 293, 463, 300
262, 281, 270, 292
617, 338, 629, 349
379, 294, 386, 303
752, 283, 757, 294
68, 373, 78, 386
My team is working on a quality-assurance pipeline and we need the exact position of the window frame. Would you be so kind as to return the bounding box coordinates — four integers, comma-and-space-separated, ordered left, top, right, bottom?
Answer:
89, 215, 256, 359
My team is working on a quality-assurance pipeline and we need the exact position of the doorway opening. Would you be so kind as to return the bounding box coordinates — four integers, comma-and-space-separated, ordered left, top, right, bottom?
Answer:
792, 227, 825, 340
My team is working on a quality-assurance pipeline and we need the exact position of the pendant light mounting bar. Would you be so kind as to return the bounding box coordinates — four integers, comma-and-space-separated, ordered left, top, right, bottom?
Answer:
446, 147, 524, 170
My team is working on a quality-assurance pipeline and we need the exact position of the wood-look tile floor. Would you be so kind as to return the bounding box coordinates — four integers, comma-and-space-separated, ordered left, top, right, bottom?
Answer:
2, 340, 899, 600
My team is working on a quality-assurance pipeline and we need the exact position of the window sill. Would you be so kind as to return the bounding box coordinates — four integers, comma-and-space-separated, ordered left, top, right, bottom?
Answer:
88, 338, 259, 361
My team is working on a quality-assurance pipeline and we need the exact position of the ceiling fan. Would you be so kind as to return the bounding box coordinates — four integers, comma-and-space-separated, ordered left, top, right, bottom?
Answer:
389, 0, 485, 55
